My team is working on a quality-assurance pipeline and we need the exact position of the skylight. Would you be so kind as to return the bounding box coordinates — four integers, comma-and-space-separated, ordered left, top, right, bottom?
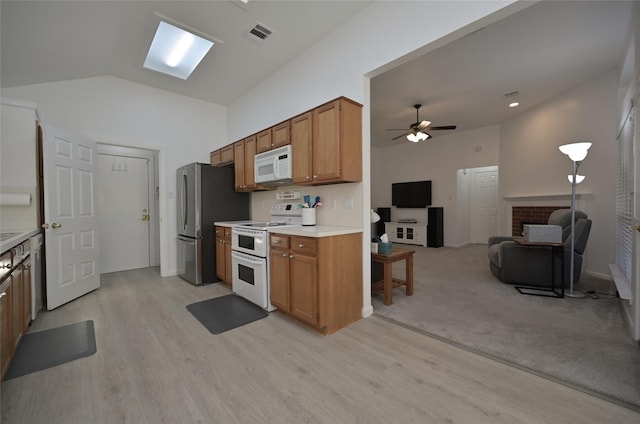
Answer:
143, 21, 214, 80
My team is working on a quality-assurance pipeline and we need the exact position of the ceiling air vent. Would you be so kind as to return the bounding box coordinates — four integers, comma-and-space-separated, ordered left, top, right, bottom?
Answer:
245, 22, 274, 43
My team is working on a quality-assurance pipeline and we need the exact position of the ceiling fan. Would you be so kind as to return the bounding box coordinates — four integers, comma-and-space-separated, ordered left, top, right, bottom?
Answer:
387, 104, 456, 141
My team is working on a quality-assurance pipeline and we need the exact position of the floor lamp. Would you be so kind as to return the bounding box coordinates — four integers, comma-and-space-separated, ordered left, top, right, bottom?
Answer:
559, 142, 591, 298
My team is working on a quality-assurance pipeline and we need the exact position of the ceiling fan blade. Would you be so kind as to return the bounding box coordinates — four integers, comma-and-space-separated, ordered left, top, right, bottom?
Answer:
416, 120, 432, 130
391, 132, 410, 140
429, 125, 457, 130
386, 128, 411, 131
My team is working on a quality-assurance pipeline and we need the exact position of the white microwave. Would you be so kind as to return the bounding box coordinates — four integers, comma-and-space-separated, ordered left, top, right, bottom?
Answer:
254, 144, 293, 185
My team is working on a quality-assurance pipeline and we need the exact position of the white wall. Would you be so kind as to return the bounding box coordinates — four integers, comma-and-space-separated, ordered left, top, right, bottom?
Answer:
2, 76, 227, 276
227, 1, 519, 317
371, 125, 500, 246
500, 70, 618, 277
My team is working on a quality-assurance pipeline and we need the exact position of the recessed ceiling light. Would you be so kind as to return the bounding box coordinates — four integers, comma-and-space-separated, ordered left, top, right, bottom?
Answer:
144, 21, 214, 80
509, 102, 520, 108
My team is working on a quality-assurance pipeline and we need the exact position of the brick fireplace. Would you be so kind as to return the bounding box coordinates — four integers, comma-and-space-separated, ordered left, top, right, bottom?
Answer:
511, 206, 569, 237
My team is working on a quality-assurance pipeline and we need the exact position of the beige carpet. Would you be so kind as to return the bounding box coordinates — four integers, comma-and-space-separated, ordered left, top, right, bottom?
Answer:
372, 243, 640, 410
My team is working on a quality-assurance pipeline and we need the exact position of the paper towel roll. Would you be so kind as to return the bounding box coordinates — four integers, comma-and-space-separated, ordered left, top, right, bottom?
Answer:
0, 193, 31, 206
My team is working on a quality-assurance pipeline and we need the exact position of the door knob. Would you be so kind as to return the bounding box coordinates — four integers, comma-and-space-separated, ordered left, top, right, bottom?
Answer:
141, 214, 150, 221
51, 223, 62, 229
630, 225, 640, 232
42, 223, 49, 229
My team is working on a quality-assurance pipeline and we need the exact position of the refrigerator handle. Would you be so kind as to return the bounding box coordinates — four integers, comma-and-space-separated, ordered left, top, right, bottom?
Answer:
181, 172, 188, 230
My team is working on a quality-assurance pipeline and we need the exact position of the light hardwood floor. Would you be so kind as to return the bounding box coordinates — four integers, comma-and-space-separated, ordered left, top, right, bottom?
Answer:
2, 267, 639, 423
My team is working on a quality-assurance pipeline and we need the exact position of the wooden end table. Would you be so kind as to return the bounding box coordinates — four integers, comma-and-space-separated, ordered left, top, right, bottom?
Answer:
371, 247, 415, 305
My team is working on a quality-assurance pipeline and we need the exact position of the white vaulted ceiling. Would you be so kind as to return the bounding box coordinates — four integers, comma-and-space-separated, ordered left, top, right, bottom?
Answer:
0, 0, 371, 105
1, 1, 634, 149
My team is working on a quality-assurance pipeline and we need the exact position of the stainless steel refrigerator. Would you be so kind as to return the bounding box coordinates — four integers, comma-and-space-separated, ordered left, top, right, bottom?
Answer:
177, 163, 250, 285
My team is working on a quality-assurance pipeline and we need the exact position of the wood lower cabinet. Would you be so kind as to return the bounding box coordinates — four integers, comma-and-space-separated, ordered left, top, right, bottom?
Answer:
215, 226, 233, 286
269, 232, 362, 335
0, 241, 33, 379
0, 279, 12, 377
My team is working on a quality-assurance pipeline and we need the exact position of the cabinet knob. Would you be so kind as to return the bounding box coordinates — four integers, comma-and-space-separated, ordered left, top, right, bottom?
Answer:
298, 244, 304, 248
290, 254, 295, 259
274, 239, 280, 244
313, 175, 318, 179
282, 253, 288, 257
0, 292, 5, 299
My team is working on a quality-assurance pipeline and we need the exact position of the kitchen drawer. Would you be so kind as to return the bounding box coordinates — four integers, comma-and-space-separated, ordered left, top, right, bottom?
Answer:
0, 250, 12, 283
270, 234, 289, 250
291, 236, 317, 256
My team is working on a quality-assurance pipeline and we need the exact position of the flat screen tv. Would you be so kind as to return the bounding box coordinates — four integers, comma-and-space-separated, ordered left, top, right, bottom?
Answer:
392, 180, 432, 208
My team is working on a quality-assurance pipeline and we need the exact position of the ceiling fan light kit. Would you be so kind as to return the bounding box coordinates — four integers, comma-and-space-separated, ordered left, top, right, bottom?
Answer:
388, 104, 457, 142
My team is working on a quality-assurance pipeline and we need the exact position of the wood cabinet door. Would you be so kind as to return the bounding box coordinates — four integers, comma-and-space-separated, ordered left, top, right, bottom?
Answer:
233, 141, 245, 191
10, 268, 23, 350
256, 129, 272, 154
224, 239, 232, 286
0, 282, 12, 378
272, 121, 291, 149
290, 253, 318, 326
312, 100, 342, 183
243, 135, 257, 189
291, 112, 313, 184
269, 248, 290, 311
22, 258, 31, 331
215, 236, 226, 281
221, 145, 234, 165
210, 150, 222, 166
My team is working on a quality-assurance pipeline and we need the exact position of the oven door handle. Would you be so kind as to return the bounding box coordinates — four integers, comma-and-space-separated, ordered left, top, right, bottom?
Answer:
232, 251, 265, 264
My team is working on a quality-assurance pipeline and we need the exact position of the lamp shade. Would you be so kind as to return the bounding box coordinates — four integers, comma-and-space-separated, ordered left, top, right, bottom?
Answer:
567, 174, 585, 184
559, 142, 592, 161
370, 209, 381, 223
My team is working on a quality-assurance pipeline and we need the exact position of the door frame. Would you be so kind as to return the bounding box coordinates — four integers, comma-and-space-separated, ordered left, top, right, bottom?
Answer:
96, 144, 160, 268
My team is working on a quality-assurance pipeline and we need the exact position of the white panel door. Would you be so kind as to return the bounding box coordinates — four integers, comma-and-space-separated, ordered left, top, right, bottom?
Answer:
43, 124, 100, 310
472, 169, 499, 244
97, 154, 150, 273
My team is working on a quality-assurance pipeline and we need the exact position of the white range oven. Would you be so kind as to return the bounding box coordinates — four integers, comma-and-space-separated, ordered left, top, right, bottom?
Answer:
231, 203, 302, 311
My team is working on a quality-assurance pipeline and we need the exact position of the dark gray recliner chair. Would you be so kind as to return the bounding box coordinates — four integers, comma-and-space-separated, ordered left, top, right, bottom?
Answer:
487, 209, 592, 287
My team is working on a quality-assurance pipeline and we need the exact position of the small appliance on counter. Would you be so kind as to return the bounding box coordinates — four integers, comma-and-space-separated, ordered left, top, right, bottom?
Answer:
176, 163, 250, 285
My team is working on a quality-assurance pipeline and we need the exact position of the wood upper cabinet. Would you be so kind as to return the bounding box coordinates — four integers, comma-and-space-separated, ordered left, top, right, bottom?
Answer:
291, 112, 313, 185
257, 121, 290, 154
215, 226, 233, 286
272, 120, 291, 149
269, 232, 362, 335
210, 145, 235, 167
210, 150, 222, 166
311, 97, 362, 184
233, 140, 246, 191
291, 97, 362, 185
256, 129, 272, 154
243, 135, 257, 190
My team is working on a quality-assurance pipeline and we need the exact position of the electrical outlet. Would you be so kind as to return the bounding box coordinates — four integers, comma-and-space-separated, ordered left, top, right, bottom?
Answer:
331, 199, 337, 209
343, 197, 354, 209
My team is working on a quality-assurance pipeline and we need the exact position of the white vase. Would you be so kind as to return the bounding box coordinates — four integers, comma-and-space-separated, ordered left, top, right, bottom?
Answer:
302, 208, 316, 226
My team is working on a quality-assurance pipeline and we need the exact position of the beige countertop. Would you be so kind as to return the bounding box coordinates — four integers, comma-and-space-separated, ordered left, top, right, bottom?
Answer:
268, 225, 362, 238
1, 228, 41, 253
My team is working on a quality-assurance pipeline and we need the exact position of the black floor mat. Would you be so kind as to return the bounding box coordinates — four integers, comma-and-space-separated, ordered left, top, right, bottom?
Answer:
4, 320, 97, 380
186, 294, 268, 334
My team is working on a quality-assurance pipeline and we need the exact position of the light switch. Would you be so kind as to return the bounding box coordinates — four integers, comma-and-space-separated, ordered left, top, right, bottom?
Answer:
343, 197, 354, 209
